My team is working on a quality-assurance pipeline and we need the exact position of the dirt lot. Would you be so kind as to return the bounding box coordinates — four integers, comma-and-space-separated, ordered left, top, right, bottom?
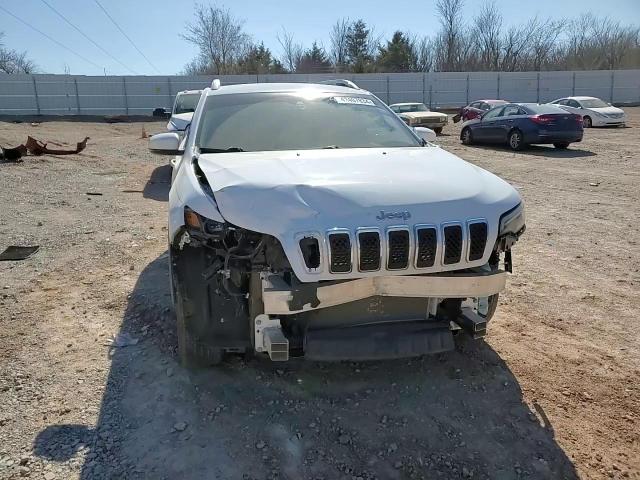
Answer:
0, 110, 638, 480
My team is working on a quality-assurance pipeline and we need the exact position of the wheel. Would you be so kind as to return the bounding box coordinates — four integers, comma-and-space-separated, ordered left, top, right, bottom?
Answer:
480, 294, 499, 322
508, 130, 524, 151
170, 245, 226, 367
583, 116, 592, 128
434, 127, 443, 135
553, 142, 569, 149
461, 127, 473, 145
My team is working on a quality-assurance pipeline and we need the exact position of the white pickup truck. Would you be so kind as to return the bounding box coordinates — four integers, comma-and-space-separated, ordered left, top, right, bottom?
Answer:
149, 81, 525, 366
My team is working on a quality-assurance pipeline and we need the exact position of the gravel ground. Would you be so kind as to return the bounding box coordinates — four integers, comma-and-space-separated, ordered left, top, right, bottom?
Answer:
0, 111, 638, 480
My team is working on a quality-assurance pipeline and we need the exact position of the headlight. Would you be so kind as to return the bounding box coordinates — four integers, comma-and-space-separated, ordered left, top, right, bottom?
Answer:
499, 203, 526, 236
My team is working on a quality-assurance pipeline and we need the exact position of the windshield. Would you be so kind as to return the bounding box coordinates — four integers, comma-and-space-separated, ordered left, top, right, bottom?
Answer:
580, 98, 609, 108
393, 104, 429, 113
173, 93, 201, 115
195, 92, 422, 152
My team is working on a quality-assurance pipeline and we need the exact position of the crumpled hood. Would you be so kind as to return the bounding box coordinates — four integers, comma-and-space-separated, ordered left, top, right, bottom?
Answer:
400, 111, 448, 119
196, 147, 521, 238
167, 112, 193, 131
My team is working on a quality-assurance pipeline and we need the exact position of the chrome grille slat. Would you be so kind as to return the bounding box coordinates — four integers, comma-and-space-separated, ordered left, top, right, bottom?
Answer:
387, 229, 410, 270
358, 231, 381, 271
468, 222, 488, 261
443, 225, 463, 265
328, 232, 351, 273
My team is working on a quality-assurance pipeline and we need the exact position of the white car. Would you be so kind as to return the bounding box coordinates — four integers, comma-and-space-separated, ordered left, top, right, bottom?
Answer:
389, 103, 449, 134
148, 81, 525, 366
548, 96, 626, 128
167, 90, 203, 132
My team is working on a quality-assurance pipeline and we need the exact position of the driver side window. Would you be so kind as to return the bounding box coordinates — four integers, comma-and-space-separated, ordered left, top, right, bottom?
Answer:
483, 107, 504, 120
567, 100, 581, 108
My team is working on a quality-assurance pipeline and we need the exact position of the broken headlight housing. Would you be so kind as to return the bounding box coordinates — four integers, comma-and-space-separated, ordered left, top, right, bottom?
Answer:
499, 203, 525, 237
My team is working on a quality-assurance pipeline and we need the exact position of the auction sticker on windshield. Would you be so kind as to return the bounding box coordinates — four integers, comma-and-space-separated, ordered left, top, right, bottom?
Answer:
332, 96, 376, 106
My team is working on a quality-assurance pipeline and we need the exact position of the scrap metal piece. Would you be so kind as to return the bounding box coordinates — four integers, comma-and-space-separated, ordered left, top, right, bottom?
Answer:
0, 144, 27, 162
25, 136, 90, 156
0, 246, 39, 261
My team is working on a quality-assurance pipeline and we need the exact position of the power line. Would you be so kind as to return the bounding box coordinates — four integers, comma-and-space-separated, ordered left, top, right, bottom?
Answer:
93, 0, 160, 74
0, 4, 104, 70
40, 0, 139, 75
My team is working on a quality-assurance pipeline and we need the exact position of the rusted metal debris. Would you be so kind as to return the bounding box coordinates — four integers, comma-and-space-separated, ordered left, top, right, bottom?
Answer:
25, 136, 90, 155
1, 136, 90, 163
0, 144, 28, 162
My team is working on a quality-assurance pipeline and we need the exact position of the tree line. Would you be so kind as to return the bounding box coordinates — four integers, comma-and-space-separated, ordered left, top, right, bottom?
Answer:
183, 0, 640, 75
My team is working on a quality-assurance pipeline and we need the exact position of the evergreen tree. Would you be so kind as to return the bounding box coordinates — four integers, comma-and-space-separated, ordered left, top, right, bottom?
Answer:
346, 20, 374, 72
377, 31, 415, 72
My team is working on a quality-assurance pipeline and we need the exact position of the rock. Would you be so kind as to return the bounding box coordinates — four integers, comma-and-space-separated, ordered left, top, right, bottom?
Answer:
173, 421, 187, 432
19, 456, 30, 466
388, 443, 398, 453
256, 441, 266, 450
18, 466, 30, 476
394, 461, 403, 469
338, 434, 351, 445
166, 367, 173, 377
463, 466, 473, 478
44, 473, 56, 480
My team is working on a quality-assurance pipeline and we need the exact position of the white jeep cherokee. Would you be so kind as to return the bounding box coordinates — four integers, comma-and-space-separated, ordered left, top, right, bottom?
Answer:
149, 81, 525, 366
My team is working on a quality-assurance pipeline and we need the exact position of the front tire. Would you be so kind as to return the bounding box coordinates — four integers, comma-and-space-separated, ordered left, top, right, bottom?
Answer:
508, 130, 524, 151
583, 116, 592, 128
434, 127, 443, 135
553, 142, 570, 149
461, 127, 473, 145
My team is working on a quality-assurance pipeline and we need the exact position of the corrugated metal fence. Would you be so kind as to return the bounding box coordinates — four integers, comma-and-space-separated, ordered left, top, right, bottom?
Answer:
1, 70, 638, 115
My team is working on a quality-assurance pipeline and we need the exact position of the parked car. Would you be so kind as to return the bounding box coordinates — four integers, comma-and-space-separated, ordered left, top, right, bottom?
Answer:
389, 103, 449, 134
167, 90, 203, 132
454, 99, 509, 123
548, 96, 626, 128
460, 103, 583, 150
148, 81, 524, 366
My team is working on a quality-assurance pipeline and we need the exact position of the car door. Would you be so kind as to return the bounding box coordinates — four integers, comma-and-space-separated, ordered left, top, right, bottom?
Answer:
495, 105, 524, 142
473, 106, 505, 142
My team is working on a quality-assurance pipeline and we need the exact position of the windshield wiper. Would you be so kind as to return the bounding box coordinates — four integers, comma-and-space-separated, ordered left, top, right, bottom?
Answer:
322, 145, 340, 149
199, 147, 245, 153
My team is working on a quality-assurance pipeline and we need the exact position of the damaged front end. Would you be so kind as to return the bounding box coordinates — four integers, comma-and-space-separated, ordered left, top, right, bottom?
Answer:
170, 202, 524, 365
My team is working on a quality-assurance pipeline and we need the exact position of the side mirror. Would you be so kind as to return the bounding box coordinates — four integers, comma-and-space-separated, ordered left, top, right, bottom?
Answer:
149, 132, 182, 155
414, 126, 437, 143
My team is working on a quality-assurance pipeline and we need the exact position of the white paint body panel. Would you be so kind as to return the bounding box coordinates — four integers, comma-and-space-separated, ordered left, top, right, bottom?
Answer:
166, 82, 522, 283
548, 96, 626, 126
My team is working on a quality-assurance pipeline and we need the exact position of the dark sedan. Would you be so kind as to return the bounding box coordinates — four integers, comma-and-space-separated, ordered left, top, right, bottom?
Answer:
459, 103, 584, 150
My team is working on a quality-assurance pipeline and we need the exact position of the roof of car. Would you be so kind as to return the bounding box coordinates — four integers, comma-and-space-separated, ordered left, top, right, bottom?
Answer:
389, 102, 425, 106
563, 96, 598, 101
204, 82, 368, 96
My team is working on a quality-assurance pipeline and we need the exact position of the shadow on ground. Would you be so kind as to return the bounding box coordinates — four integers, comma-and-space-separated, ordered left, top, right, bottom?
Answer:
466, 143, 596, 158
33, 253, 579, 479
142, 164, 172, 202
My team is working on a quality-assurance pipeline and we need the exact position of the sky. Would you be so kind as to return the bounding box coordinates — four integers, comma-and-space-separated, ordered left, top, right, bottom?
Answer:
1, 0, 639, 75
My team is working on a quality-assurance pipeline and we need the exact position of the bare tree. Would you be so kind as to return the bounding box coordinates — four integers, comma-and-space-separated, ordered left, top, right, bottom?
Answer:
0, 33, 37, 74
412, 36, 436, 72
329, 18, 350, 72
435, 0, 466, 71
277, 27, 303, 72
473, 1, 502, 70
182, 4, 251, 75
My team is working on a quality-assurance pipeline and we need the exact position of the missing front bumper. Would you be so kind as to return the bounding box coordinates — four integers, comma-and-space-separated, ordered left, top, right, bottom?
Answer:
261, 270, 506, 315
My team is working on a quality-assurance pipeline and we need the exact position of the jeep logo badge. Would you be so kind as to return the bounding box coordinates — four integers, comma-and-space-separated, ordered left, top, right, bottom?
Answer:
376, 210, 411, 221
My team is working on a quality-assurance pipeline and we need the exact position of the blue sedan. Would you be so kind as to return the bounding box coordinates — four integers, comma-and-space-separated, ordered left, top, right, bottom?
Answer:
459, 103, 584, 150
